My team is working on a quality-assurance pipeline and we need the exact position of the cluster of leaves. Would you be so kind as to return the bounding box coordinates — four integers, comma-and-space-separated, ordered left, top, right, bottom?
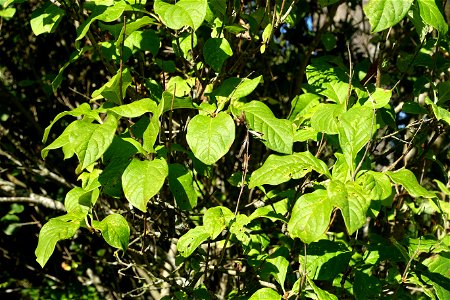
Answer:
1, 0, 450, 298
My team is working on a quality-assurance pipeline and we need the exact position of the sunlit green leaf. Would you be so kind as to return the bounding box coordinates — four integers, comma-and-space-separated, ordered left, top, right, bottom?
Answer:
30, 2, 64, 36
265, 248, 289, 291
248, 288, 281, 300
288, 190, 333, 244
417, 0, 448, 35
230, 214, 251, 245
77, 1, 130, 41
91, 68, 133, 105
211, 76, 262, 101
243, 101, 294, 154
426, 97, 450, 125
306, 275, 339, 300
338, 106, 374, 175
94, 214, 130, 251
107, 98, 158, 118
249, 199, 288, 222
289, 93, 321, 123
249, 152, 330, 188
122, 157, 168, 212
311, 103, 345, 135
422, 253, 450, 300
186, 112, 235, 165
386, 168, 436, 198
154, 0, 207, 30
35, 213, 84, 267
64, 187, 98, 216
329, 181, 371, 235
363, 0, 413, 32
177, 225, 210, 257
203, 206, 234, 239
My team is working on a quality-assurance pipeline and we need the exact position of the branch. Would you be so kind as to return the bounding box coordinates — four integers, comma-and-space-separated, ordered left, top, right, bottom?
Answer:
0, 194, 66, 211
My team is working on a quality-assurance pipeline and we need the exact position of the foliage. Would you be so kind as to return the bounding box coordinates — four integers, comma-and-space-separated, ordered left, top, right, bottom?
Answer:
1, 0, 450, 298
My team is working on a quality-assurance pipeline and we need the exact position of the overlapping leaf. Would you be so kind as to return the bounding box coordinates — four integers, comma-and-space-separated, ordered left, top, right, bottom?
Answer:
243, 101, 294, 154
93, 214, 130, 251
154, 0, 207, 30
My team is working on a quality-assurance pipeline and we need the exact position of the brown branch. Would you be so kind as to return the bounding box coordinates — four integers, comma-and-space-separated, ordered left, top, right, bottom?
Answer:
0, 194, 66, 211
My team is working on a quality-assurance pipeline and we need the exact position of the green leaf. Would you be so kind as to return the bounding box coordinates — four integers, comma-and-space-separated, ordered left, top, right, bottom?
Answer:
211, 76, 262, 100
162, 91, 196, 112
203, 206, 234, 239
75, 114, 118, 170
265, 249, 289, 291
294, 127, 320, 142
124, 29, 160, 59
95, 214, 130, 251
249, 152, 331, 188
76, 1, 130, 41
168, 163, 198, 210
249, 199, 289, 222
306, 276, 339, 300
35, 213, 83, 267
330, 181, 371, 235
122, 157, 168, 212
154, 0, 207, 30
288, 190, 333, 244
289, 93, 321, 123
203, 38, 233, 72
91, 68, 132, 105
42, 102, 100, 143
303, 240, 352, 281
311, 103, 345, 135
30, 2, 64, 36
229, 214, 251, 245
64, 187, 98, 216
260, 23, 272, 53
0, 7, 15, 18
107, 98, 158, 118
177, 225, 210, 257
357, 171, 392, 200
116, 16, 157, 48
338, 106, 374, 175
143, 95, 165, 153
43, 115, 118, 170
243, 101, 294, 154
426, 97, 450, 125
186, 112, 235, 165
320, 80, 348, 104
363, 0, 414, 33
363, 88, 392, 108
167, 76, 195, 97
422, 252, 450, 300
248, 288, 281, 300
417, 0, 448, 35
386, 168, 436, 198
407, 3, 432, 40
